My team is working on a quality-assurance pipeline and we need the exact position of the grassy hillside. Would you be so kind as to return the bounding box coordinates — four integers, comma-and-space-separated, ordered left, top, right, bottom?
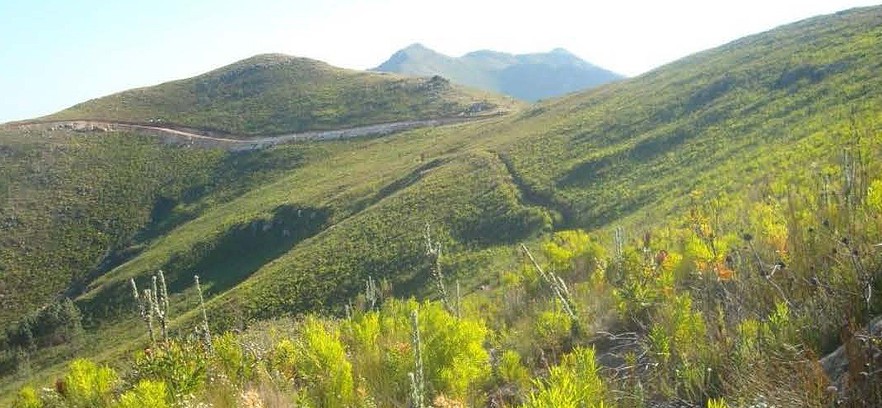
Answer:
44, 54, 516, 136
501, 5, 882, 230
374, 44, 623, 101
197, 2, 882, 327
4, 5, 882, 406
0, 126, 319, 327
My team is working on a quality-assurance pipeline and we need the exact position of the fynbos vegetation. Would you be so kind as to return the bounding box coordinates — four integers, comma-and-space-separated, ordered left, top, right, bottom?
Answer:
4, 5, 882, 408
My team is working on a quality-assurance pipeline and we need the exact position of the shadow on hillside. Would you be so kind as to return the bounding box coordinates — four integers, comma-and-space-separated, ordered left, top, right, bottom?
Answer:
78, 205, 331, 323
162, 204, 332, 296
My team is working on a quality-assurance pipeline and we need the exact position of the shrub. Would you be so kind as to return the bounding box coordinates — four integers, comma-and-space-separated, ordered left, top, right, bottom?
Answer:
498, 350, 531, 389
268, 338, 298, 381
12, 386, 42, 408
707, 398, 729, 408
542, 230, 605, 280
212, 332, 256, 385
646, 294, 712, 400
60, 359, 119, 408
115, 380, 170, 408
342, 304, 412, 405
522, 347, 606, 408
293, 317, 355, 408
415, 301, 491, 400
341, 299, 490, 405
131, 341, 207, 400
868, 179, 882, 213
533, 304, 573, 355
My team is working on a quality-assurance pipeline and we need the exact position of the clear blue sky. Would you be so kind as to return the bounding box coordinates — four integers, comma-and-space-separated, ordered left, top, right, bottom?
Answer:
1, 0, 878, 123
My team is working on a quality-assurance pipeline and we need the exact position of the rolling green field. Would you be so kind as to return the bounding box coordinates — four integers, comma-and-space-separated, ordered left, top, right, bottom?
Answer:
3, 5, 882, 407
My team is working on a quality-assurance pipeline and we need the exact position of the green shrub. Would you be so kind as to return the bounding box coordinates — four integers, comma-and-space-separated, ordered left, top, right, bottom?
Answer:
414, 301, 491, 400
294, 317, 355, 408
60, 359, 119, 408
707, 398, 729, 408
646, 294, 711, 399
868, 179, 882, 213
522, 347, 606, 408
533, 304, 573, 354
115, 380, 170, 408
497, 350, 531, 391
212, 332, 256, 385
268, 338, 299, 380
342, 304, 412, 405
341, 299, 490, 405
131, 341, 207, 400
12, 386, 42, 408
542, 230, 605, 280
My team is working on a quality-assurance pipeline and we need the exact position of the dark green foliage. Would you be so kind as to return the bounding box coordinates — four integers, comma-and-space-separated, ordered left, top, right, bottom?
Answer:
4, 298, 83, 351
0, 298, 83, 377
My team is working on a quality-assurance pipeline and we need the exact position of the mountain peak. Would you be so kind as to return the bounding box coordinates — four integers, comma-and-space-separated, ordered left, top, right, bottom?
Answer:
374, 45, 623, 101
403, 43, 431, 52
550, 47, 573, 55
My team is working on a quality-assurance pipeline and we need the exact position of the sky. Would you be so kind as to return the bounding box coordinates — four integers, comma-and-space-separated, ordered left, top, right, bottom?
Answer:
0, 0, 878, 123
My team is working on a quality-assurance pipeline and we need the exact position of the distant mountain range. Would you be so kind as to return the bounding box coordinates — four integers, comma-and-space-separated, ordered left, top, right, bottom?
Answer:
372, 44, 623, 101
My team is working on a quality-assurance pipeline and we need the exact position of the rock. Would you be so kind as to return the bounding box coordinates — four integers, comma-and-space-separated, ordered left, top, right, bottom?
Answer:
819, 316, 882, 399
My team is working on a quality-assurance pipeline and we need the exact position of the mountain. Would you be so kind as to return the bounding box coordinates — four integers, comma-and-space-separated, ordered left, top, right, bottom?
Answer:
43, 53, 518, 135
373, 44, 624, 101
4, 5, 882, 405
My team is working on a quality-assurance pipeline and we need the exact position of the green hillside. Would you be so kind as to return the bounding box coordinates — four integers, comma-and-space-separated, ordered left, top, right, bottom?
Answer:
373, 44, 623, 101
0, 127, 318, 327
4, 5, 882, 407
43, 53, 516, 136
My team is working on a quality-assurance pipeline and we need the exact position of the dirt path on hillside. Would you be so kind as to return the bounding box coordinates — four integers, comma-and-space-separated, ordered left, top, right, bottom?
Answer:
9, 116, 493, 151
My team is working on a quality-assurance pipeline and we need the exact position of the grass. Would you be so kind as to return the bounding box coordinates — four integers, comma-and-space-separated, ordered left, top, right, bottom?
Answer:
3, 4, 882, 406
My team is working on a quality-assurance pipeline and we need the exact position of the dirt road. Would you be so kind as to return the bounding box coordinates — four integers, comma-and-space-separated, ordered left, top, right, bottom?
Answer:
10, 116, 491, 151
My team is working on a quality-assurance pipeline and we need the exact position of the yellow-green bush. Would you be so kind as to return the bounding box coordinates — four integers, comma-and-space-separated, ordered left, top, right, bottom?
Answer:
60, 359, 119, 408
497, 350, 531, 391
293, 317, 355, 408
11, 386, 42, 408
342, 299, 490, 405
115, 380, 170, 408
542, 230, 605, 280
868, 179, 882, 213
268, 338, 299, 380
522, 347, 606, 408
707, 397, 729, 408
533, 304, 573, 354
646, 293, 713, 400
342, 307, 412, 405
416, 301, 491, 400
212, 332, 256, 385
131, 341, 207, 400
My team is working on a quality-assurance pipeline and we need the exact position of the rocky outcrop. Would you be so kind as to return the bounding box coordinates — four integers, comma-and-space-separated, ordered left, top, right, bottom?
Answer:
820, 316, 882, 403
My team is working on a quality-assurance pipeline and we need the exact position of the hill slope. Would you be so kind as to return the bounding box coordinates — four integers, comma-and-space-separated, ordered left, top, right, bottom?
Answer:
3, 5, 882, 403
43, 53, 516, 136
373, 44, 623, 101
60, 4, 882, 335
